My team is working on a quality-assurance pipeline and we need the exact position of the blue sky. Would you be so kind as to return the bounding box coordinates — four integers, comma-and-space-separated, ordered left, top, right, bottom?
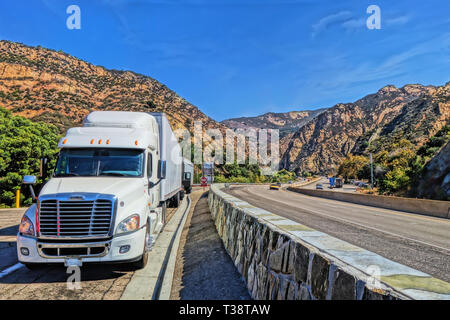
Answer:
0, 0, 449, 120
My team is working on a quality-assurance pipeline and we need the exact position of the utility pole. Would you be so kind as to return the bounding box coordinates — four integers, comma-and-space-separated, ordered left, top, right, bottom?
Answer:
370, 153, 374, 189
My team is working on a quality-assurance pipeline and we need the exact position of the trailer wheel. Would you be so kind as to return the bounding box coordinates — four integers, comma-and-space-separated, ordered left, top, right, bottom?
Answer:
132, 221, 150, 269
172, 192, 180, 208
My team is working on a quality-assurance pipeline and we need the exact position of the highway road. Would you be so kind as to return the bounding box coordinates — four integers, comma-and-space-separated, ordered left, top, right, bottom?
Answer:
302, 177, 357, 192
225, 184, 450, 282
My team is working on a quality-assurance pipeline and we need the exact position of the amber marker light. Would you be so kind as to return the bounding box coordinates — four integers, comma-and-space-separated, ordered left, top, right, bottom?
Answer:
135, 140, 139, 146
90, 139, 94, 144
98, 139, 102, 144
106, 140, 110, 145
62, 138, 68, 144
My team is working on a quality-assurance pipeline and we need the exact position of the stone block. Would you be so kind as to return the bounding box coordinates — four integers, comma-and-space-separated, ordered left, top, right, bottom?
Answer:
293, 243, 310, 284
268, 247, 283, 272
286, 280, 298, 300
331, 268, 357, 300
310, 254, 330, 300
296, 283, 312, 300
285, 241, 295, 275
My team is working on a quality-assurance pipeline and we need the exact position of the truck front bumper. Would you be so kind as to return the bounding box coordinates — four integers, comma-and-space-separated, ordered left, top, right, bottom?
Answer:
17, 228, 146, 265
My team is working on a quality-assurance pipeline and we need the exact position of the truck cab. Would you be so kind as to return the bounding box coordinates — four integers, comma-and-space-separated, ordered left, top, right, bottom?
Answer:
17, 111, 183, 269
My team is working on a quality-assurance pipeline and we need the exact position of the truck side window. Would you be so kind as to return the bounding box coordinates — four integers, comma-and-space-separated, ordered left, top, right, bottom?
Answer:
147, 153, 153, 177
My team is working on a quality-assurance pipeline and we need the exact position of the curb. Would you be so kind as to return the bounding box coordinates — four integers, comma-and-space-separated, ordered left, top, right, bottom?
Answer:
120, 196, 192, 300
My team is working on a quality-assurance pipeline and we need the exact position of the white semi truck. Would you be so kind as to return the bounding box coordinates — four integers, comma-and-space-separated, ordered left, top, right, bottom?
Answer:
17, 111, 183, 269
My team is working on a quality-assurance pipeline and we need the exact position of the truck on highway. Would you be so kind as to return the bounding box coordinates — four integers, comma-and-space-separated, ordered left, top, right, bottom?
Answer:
17, 111, 183, 269
182, 158, 193, 195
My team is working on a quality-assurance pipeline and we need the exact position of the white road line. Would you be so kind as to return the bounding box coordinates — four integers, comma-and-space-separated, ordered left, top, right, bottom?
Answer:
236, 186, 450, 253
0, 263, 24, 279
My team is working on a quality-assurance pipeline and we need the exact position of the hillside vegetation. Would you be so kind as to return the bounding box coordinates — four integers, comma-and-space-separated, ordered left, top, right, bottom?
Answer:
337, 126, 450, 199
0, 40, 225, 133
0, 106, 60, 207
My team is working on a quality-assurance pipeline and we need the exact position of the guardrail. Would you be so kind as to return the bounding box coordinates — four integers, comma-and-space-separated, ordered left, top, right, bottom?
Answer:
208, 183, 450, 300
287, 187, 450, 219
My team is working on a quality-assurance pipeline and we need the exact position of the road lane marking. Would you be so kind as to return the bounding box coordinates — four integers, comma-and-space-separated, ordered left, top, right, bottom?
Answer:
271, 185, 450, 224
231, 187, 450, 253
0, 263, 24, 279
295, 194, 450, 225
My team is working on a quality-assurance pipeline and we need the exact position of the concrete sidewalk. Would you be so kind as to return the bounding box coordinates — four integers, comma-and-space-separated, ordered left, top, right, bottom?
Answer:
121, 197, 191, 300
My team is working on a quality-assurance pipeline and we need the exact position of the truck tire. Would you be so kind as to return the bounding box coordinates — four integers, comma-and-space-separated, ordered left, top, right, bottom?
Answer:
172, 192, 180, 208
186, 187, 192, 194
132, 221, 150, 270
180, 190, 185, 200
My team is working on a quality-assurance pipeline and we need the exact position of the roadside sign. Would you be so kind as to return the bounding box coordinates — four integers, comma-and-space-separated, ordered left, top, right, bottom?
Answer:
201, 177, 208, 186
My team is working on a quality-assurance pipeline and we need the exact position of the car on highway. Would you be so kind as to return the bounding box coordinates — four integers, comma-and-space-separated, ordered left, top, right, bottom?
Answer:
270, 182, 281, 190
316, 183, 324, 190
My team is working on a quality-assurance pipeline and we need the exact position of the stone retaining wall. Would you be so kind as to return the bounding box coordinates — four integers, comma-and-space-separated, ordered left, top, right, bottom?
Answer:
288, 187, 450, 219
208, 184, 450, 300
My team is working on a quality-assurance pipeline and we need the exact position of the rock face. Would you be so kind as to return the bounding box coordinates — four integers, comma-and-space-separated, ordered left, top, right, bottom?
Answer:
222, 109, 326, 139
416, 141, 450, 200
281, 83, 450, 174
0, 40, 225, 132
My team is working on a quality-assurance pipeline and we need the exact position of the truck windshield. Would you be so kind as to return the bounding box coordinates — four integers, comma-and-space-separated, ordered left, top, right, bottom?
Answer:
54, 148, 144, 177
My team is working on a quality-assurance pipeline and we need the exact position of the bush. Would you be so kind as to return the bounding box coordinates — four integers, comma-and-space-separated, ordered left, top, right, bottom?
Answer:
0, 106, 61, 207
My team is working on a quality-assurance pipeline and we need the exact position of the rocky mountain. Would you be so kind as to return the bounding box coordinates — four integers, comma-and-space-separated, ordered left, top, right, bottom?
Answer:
221, 109, 326, 138
415, 141, 450, 199
281, 83, 450, 174
0, 40, 225, 133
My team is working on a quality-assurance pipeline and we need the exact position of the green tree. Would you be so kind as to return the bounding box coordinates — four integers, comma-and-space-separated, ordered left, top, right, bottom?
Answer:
0, 107, 61, 207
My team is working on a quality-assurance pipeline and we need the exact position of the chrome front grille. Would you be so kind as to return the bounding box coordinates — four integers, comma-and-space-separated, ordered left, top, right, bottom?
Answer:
39, 195, 114, 238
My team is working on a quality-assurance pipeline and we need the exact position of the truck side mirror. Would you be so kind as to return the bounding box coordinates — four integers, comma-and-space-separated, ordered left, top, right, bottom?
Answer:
158, 160, 167, 179
22, 175, 37, 202
23, 175, 37, 185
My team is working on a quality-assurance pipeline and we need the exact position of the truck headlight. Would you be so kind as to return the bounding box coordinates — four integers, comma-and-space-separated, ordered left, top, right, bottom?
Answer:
19, 216, 35, 236
116, 214, 140, 235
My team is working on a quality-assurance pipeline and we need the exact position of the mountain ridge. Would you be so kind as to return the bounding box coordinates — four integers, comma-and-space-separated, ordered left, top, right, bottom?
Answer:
281, 82, 449, 174
221, 108, 327, 139
0, 40, 226, 133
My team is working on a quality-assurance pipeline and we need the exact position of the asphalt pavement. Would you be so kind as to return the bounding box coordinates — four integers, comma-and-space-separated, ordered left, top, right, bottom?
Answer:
226, 185, 450, 282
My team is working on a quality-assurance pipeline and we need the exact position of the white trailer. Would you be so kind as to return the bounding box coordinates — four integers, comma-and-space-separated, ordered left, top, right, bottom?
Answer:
149, 113, 183, 207
17, 111, 184, 270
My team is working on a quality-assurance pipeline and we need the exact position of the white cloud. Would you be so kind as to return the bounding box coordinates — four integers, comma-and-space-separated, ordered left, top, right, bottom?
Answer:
385, 15, 410, 26
311, 11, 352, 37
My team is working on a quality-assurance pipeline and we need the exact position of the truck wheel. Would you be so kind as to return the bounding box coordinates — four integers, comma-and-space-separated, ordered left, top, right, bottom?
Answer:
186, 187, 192, 194
133, 221, 150, 269
172, 192, 180, 208
180, 190, 185, 200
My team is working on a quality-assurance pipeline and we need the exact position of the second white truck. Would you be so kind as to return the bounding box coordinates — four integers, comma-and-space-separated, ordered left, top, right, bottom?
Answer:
17, 111, 183, 269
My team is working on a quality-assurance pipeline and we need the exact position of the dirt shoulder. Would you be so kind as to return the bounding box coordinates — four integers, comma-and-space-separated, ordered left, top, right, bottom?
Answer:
170, 190, 251, 300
